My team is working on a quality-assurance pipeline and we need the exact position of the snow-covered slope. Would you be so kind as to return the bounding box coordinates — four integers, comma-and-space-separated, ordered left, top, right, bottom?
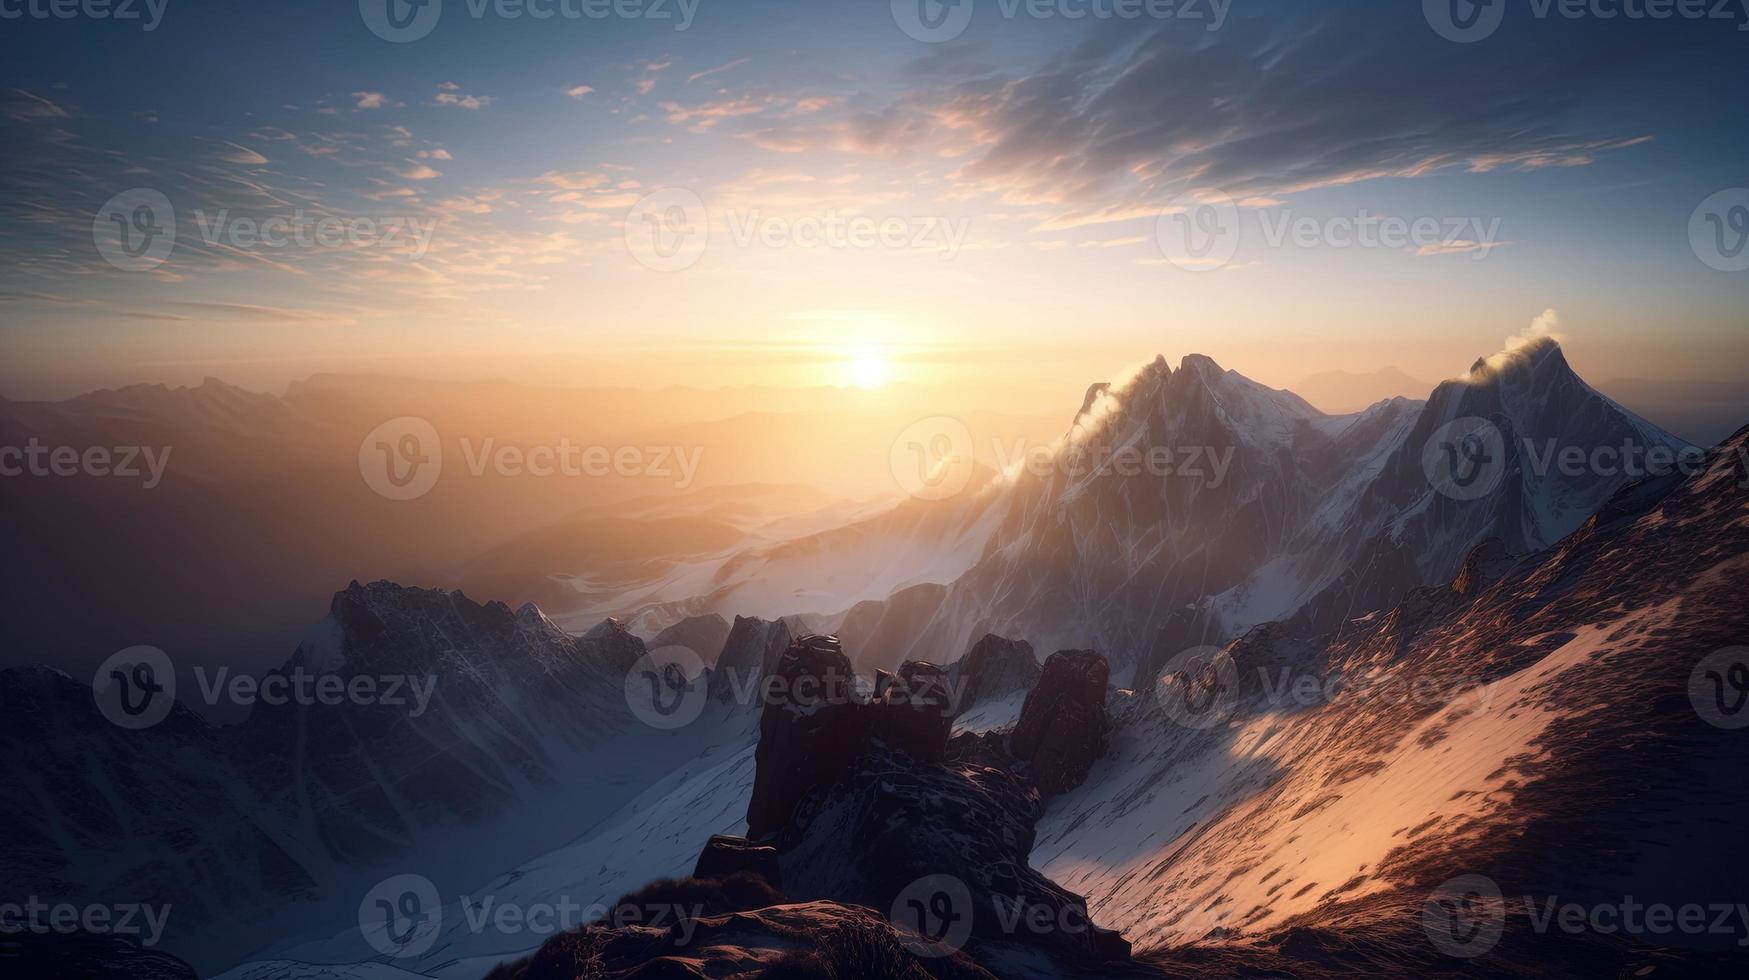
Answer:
1036, 431, 1749, 955
0, 583, 735, 974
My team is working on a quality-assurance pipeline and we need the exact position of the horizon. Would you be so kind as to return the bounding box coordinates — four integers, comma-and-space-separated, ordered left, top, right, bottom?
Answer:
7, 332, 1745, 449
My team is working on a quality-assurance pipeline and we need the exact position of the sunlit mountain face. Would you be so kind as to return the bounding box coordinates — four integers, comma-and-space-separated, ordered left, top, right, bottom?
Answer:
4, 3, 1749, 979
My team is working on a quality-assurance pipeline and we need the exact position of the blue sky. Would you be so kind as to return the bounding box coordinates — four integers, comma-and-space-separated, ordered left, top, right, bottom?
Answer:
1, 0, 1746, 400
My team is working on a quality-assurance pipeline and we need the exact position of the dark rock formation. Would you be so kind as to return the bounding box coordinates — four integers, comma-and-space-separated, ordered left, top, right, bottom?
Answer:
945, 634, 1040, 713
1009, 649, 1110, 795
709, 614, 793, 704
870, 660, 956, 762
778, 745, 1117, 964
749, 639, 978, 837
746, 634, 868, 839
694, 834, 784, 890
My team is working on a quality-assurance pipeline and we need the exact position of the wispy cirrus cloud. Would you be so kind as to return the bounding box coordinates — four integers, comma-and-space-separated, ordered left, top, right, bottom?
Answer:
712, 8, 1694, 231
687, 57, 750, 84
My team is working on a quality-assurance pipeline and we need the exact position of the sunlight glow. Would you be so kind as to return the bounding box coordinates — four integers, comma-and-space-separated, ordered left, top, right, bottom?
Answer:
846, 347, 894, 388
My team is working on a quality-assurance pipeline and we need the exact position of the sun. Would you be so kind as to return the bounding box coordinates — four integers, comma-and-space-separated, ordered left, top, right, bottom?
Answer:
845, 347, 894, 388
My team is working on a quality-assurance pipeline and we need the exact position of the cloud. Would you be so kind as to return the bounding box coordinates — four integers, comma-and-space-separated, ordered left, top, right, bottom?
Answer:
4, 88, 69, 120
566, 85, 595, 100
758, 9, 1696, 219
214, 141, 269, 165
687, 58, 750, 84
434, 90, 494, 110
534, 171, 610, 191
418, 148, 453, 160
660, 95, 773, 130
1416, 239, 1515, 257
393, 161, 443, 180
353, 91, 387, 110
1509, 308, 1564, 353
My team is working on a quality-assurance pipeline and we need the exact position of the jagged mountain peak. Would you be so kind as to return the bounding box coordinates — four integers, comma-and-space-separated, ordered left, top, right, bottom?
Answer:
1177, 352, 1226, 378
1459, 334, 1570, 387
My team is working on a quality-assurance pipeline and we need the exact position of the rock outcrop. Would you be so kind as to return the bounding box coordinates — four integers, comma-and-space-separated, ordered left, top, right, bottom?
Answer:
945, 633, 1040, 713
745, 634, 867, 839
1008, 649, 1110, 795
871, 660, 956, 762
694, 834, 784, 890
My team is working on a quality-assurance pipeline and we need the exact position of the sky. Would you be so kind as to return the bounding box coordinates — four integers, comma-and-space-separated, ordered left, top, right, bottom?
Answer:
1, 0, 1746, 408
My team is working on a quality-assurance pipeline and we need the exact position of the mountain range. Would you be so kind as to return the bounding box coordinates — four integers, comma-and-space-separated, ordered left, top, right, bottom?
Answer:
5, 340, 1746, 978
